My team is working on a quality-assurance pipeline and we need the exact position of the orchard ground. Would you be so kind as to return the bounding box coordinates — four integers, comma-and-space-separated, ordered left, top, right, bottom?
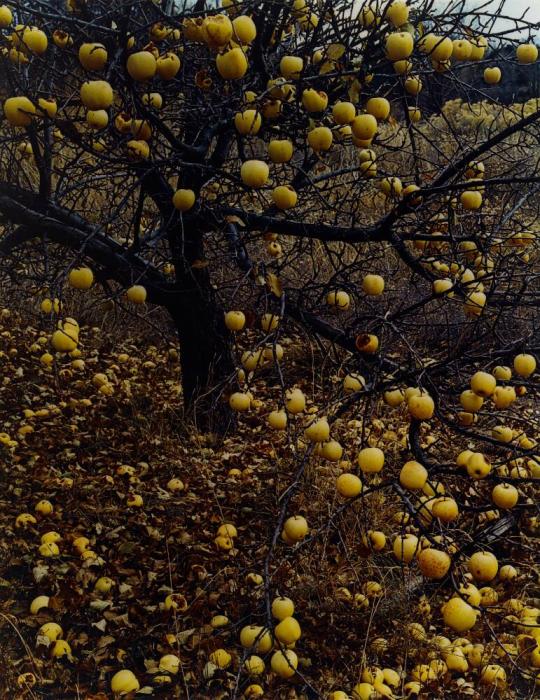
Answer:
0, 294, 538, 699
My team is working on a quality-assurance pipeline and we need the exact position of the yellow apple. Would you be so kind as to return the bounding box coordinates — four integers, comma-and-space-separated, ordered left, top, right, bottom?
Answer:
232, 15, 257, 43
432, 496, 459, 522
429, 36, 453, 61
156, 52, 181, 80
51, 330, 77, 352
355, 333, 379, 353
280, 55, 303, 79
492, 483, 518, 509
352, 113, 378, 140
172, 188, 196, 212
466, 452, 491, 479
86, 109, 108, 129
202, 14, 233, 47
240, 159, 269, 187
470, 36, 488, 60
307, 126, 333, 151
69, 267, 94, 289
283, 515, 308, 541
304, 417, 330, 443
37, 98, 57, 119
21, 27, 48, 54
127, 285, 147, 304
357, 446, 384, 473
399, 460, 427, 489
326, 289, 350, 308
285, 388, 305, 413
79, 42, 107, 70
492, 385, 516, 408
229, 392, 251, 411
271, 596, 294, 620
479, 665, 506, 688
484, 67, 501, 84
224, 310, 245, 331
418, 548, 451, 579
272, 185, 297, 209
51, 640, 71, 658
460, 390, 483, 412
80, 80, 113, 110
408, 393, 434, 420
216, 47, 248, 79
142, 92, 163, 109
384, 388, 404, 406
517, 43, 538, 64
234, 108, 261, 135
393, 533, 418, 563
336, 472, 362, 497
470, 370, 496, 396
386, 32, 414, 61
127, 51, 157, 81
386, 1, 409, 27
491, 365, 512, 382
332, 101, 356, 124
111, 670, 140, 694
468, 551, 498, 582
270, 649, 298, 678
320, 439, 343, 461
268, 139, 293, 162
0, 4, 13, 27
4, 96, 36, 126
343, 373, 365, 392
452, 39, 472, 60
39, 622, 63, 642
362, 273, 384, 296
442, 597, 477, 632
461, 190, 483, 210
302, 88, 328, 112
513, 353, 536, 377
274, 616, 301, 644
405, 75, 422, 95
366, 97, 391, 120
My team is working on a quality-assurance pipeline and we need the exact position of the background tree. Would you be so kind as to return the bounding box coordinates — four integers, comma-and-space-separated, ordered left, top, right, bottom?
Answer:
0, 0, 539, 696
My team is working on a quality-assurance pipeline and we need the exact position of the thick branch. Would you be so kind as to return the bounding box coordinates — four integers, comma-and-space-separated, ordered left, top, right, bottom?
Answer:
0, 185, 172, 306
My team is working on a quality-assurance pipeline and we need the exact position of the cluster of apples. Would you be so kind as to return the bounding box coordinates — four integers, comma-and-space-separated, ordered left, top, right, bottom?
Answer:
74, 22, 183, 158
50, 317, 80, 353
457, 357, 537, 430
225, 311, 289, 410
28, 595, 73, 659
0, 13, 48, 64
326, 273, 386, 315
203, 595, 302, 691
214, 522, 238, 551
193, 0, 537, 222
327, 559, 539, 697
414, 159, 538, 316
110, 653, 181, 693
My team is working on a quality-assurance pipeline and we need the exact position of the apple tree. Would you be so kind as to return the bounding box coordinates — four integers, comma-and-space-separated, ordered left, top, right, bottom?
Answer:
0, 0, 540, 695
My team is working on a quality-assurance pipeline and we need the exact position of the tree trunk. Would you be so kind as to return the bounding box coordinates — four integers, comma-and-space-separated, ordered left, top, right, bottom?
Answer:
166, 224, 236, 433
169, 285, 236, 432
132, 142, 238, 432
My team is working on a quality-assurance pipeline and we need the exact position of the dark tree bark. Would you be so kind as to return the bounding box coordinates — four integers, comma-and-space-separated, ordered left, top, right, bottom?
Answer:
168, 285, 235, 428
166, 221, 236, 429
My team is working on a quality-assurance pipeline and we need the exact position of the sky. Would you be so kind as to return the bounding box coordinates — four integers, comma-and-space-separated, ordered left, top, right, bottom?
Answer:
433, 0, 540, 35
